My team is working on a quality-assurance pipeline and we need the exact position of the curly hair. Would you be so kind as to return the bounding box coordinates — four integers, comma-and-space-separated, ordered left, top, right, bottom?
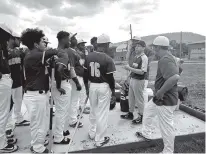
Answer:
57, 31, 70, 41
21, 28, 45, 50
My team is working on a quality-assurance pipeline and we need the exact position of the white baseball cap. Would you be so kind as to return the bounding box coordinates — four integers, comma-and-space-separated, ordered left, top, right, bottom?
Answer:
0, 23, 12, 35
153, 36, 170, 47
132, 35, 141, 41
97, 34, 110, 44
43, 36, 50, 44
77, 39, 87, 44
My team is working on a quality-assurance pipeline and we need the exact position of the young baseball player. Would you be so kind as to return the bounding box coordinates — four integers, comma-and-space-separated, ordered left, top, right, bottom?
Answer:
76, 39, 90, 114
67, 33, 84, 128
52, 31, 81, 144
21, 28, 68, 153
6, 31, 30, 139
83, 34, 116, 147
0, 23, 18, 153
121, 40, 148, 124
137, 36, 180, 153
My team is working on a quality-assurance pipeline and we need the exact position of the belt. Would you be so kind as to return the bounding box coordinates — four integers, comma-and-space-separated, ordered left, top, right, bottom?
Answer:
25, 90, 48, 94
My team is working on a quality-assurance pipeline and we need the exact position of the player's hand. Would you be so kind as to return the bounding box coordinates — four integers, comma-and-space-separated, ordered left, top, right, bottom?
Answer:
76, 83, 82, 91
57, 88, 66, 95
124, 64, 130, 70
155, 90, 164, 100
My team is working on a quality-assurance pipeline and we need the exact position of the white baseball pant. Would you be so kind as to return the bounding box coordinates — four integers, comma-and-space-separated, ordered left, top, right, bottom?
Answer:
6, 86, 24, 131
52, 80, 71, 142
89, 83, 111, 144
0, 74, 12, 149
24, 91, 49, 153
68, 76, 89, 125
142, 99, 176, 153
129, 78, 145, 115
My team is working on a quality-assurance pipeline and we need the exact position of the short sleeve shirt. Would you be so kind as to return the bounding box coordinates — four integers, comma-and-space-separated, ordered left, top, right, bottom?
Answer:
155, 53, 179, 106
130, 53, 148, 80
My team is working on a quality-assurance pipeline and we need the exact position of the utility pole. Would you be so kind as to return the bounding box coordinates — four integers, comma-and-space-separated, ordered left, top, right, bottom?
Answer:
130, 24, 133, 39
180, 31, 182, 58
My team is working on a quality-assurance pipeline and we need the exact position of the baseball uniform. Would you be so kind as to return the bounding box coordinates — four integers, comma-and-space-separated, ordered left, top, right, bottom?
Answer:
84, 51, 116, 145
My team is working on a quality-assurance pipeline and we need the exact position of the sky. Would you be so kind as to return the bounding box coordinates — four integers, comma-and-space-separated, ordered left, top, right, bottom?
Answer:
0, 0, 205, 48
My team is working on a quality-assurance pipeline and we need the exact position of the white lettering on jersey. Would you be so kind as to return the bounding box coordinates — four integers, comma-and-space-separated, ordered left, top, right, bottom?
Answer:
89, 62, 100, 77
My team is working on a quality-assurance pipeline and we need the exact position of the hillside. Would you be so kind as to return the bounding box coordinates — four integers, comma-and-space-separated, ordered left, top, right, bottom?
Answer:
112, 32, 205, 47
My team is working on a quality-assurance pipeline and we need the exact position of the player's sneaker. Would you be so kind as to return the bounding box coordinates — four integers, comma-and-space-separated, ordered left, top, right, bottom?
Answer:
96, 137, 110, 147
53, 137, 70, 144
0, 144, 18, 153
132, 115, 143, 124
6, 129, 14, 138
7, 138, 17, 144
69, 122, 83, 128
15, 120, 30, 126
30, 146, 49, 153
63, 130, 70, 137
120, 112, 134, 120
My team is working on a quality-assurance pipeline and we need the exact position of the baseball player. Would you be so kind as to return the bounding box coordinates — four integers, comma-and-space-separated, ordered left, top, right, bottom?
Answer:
137, 36, 180, 153
21, 28, 68, 153
67, 33, 84, 128
90, 37, 98, 52
83, 34, 116, 147
5, 31, 30, 139
0, 23, 18, 153
52, 31, 81, 144
121, 40, 148, 124
76, 39, 90, 114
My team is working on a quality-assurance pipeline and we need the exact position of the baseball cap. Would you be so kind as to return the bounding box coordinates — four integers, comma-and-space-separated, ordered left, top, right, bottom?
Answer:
153, 36, 169, 47
137, 40, 146, 47
43, 36, 50, 44
77, 39, 87, 45
97, 34, 110, 44
132, 35, 141, 41
69, 32, 77, 39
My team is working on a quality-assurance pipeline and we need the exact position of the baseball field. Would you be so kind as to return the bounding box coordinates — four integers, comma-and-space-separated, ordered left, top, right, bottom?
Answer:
114, 60, 205, 153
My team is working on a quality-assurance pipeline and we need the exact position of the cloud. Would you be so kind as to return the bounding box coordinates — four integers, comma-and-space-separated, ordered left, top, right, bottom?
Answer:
13, 0, 61, 9
0, 0, 20, 16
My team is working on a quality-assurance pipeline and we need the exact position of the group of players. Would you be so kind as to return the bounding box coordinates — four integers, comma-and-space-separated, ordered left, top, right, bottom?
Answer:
0, 23, 181, 154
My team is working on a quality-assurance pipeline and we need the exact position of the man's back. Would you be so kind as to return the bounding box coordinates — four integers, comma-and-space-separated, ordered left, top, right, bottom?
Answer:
84, 52, 116, 83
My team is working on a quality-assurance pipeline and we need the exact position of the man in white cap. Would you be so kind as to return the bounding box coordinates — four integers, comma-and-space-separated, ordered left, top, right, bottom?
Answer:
0, 23, 18, 153
83, 34, 116, 147
5, 31, 30, 140
136, 36, 180, 153
76, 39, 90, 114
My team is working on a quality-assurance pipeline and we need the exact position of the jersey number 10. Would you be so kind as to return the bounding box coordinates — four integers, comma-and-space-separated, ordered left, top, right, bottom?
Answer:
90, 62, 100, 77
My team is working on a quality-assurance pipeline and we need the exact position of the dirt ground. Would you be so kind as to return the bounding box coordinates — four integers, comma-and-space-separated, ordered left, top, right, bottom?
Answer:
114, 61, 205, 110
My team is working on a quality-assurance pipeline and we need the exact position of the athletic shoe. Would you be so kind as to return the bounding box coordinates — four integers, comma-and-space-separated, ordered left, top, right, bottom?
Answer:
69, 122, 83, 128
15, 120, 30, 126
0, 144, 18, 153
53, 137, 70, 144
120, 112, 134, 120
44, 140, 49, 146
63, 130, 70, 137
6, 129, 14, 138
96, 137, 110, 147
7, 138, 17, 144
30, 146, 49, 153
132, 115, 143, 124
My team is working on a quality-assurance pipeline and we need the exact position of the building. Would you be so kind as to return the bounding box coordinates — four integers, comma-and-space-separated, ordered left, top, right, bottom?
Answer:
188, 40, 205, 59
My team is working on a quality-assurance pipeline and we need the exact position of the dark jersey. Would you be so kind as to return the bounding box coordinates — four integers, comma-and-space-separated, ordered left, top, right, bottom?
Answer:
7, 47, 26, 88
74, 49, 85, 77
0, 49, 10, 74
24, 49, 58, 91
84, 52, 116, 83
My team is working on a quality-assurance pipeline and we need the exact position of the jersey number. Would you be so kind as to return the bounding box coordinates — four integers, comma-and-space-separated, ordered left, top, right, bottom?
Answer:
90, 62, 100, 77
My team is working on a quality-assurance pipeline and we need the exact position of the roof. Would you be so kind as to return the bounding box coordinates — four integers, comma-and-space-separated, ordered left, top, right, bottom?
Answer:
187, 40, 205, 45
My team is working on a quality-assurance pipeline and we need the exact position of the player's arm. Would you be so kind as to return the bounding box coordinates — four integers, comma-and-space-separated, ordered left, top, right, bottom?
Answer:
105, 56, 116, 96
126, 55, 148, 75
83, 58, 89, 95
68, 50, 81, 91
0, 50, 3, 79
158, 58, 180, 95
